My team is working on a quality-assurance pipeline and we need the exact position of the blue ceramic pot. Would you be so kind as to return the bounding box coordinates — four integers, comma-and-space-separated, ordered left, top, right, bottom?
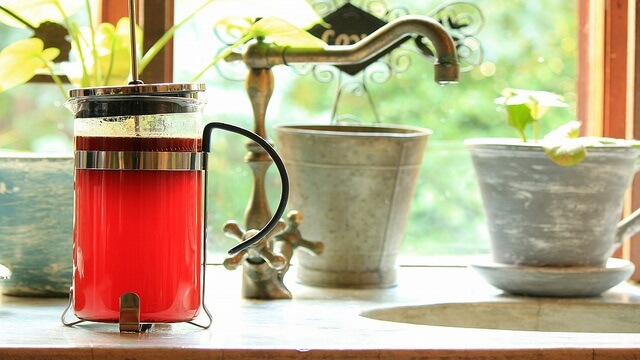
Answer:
0, 153, 73, 297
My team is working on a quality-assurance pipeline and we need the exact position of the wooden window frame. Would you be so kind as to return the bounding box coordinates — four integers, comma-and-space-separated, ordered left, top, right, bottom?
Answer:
579, 0, 640, 281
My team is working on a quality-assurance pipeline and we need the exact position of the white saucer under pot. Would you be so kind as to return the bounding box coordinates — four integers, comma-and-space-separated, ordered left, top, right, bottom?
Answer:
470, 256, 635, 298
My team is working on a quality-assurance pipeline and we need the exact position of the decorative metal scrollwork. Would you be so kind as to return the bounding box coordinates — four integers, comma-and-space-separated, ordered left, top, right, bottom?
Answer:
309, 0, 484, 75
311, 0, 484, 122
424, 1, 484, 72
212, 47, 247, 82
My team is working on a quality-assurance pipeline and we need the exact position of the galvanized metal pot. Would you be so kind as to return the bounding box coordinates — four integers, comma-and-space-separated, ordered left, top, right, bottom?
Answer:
465, 138, 640, 267
274, 124, 431, 288
0, 152, 74, 296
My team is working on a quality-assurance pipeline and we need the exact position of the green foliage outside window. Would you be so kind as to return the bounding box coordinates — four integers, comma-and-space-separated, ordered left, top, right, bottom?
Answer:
0, 0, 578, 261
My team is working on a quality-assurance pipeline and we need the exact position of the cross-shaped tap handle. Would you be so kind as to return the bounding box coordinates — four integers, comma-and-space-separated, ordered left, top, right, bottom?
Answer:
276, 211, 324, 257
222, 220, 287, 271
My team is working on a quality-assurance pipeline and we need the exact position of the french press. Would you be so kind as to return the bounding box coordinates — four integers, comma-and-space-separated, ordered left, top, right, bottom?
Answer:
61, 83, 288, 329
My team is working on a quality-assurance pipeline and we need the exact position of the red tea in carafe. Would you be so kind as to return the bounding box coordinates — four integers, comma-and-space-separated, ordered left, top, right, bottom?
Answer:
73, 136, 202, 322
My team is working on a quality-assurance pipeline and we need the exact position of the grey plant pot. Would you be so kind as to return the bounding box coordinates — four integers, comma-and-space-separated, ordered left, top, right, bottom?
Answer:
465, 138, 640, 267
274, 124, 431, 288
0, 153, 74, 297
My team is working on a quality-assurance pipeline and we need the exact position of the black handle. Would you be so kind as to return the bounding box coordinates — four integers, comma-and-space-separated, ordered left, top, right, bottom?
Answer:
202, 122, 289, 255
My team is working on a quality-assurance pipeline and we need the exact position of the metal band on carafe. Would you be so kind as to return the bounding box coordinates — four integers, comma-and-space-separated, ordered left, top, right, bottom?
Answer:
75, 151, 205, 171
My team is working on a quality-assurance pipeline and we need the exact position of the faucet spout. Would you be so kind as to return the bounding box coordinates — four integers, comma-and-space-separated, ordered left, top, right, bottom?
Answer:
241, 15, 460, 84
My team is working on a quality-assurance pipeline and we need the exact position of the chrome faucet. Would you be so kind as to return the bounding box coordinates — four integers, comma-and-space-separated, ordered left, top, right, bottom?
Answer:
223, 14, 458, 300
236, 14, 460, 84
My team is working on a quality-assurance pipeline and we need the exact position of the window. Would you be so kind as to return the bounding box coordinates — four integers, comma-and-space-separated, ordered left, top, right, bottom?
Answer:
1, 0, 637, 275
170, 0, 578, 262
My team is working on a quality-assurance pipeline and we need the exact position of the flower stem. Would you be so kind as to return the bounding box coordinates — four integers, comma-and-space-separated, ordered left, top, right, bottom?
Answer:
139, 0, 217, 73
190, 33, 252, 81
0, 5, 36, 29
54, 2, 90, 87
84, 0, 103, 85
103, 38, 116, 85
518, 129, 527, 143
38, 56, 68, 100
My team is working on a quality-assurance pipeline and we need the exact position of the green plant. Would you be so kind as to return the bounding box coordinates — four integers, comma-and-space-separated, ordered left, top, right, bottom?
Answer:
0, 0, 324, 99
494, 88, 568, 142
0, 0, 217, 98
495, 88, 640, 166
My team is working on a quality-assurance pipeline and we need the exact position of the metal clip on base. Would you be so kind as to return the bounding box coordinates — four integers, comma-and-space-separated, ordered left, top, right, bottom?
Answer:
119, 292, 150, 333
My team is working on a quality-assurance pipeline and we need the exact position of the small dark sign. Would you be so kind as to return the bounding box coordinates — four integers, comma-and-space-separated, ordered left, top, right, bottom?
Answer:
307, 3, 410, 75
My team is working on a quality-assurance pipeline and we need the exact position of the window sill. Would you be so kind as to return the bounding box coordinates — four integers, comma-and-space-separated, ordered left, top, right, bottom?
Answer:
1, 265, 640, 359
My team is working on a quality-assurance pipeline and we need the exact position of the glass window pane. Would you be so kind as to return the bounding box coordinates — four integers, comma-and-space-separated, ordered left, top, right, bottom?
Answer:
0, 83, 71, 151
174, 0, 577, 263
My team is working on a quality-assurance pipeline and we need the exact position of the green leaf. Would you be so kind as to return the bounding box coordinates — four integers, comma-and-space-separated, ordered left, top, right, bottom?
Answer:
495, 88, 569, 141
504, 103, 535, 141
497, 88, 567, 108
543, 120, 581, 140
542, 121, 586, 166
0, 37, 59, 92
40, 47, 60, 61
541, 121, 640, 166
543, 138, 587, 166
214, 16, 326, 48
498, 89, 567, 120
250, 17, 327, 47
33, 21, 71, 61
0, 0, 81, 28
